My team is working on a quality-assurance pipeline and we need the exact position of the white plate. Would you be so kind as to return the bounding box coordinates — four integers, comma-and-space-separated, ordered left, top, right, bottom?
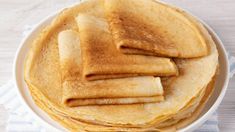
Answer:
13, 2, 230, 132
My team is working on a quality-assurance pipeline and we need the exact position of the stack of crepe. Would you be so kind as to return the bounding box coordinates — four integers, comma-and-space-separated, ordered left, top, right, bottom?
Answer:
24, 0, 218, 131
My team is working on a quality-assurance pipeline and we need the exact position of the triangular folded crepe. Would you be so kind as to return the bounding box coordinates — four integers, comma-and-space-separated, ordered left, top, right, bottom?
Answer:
24, 0, 218, 130
58, 30, 164, 106
105, 0, 208, 58
76, 13, 178, 81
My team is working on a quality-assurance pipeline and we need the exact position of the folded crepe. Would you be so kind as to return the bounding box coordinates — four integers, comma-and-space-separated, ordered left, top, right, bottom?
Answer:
24, 0, 218, 130
105, 0, 208, 58
58, 30, 164, 106
27, 76, 215, 132
76, 13, 178, 81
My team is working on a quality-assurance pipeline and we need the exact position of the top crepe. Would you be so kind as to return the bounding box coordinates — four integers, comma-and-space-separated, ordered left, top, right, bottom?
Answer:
105, 0, 208, 58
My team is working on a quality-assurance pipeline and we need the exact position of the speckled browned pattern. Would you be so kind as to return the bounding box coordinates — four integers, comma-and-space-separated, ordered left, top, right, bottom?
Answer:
105, 0, 208, 58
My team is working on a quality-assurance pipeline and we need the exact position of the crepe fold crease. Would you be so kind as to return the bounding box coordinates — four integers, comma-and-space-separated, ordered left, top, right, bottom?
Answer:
58, 30, 164, 107
76, 13, 178, 81
105, 0, 208, 58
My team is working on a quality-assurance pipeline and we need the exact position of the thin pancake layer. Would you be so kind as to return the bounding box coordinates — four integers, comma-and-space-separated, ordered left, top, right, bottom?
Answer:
156, 76, 215, 128
28, 76, 215, 131
58, 30, 164, 106
76, 13, 177, 81
24, 0, 218, 129
105, 0, 208, 58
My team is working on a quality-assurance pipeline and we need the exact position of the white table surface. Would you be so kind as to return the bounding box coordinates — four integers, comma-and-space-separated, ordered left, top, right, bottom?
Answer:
0, 0, 235, 131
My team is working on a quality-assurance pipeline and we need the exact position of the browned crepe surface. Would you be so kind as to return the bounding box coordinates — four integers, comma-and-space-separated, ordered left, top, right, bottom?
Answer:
58, 30, 164, 106
105, 0, 208, 58
76, 12, 177, 81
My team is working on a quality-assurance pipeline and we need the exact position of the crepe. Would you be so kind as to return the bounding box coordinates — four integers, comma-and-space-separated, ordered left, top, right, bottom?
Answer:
28, 75, 216, 132
58, 30, 164, 106
76, 13, 177, 81
62, 77, 164, 106
24, 0, 218, 130
105, 0, 208, 58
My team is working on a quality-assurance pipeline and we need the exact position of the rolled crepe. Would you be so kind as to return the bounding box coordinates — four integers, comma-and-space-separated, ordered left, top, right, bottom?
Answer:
76, 13, 178, 81
58, 30, 164, 106
105, 0, 208, 58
